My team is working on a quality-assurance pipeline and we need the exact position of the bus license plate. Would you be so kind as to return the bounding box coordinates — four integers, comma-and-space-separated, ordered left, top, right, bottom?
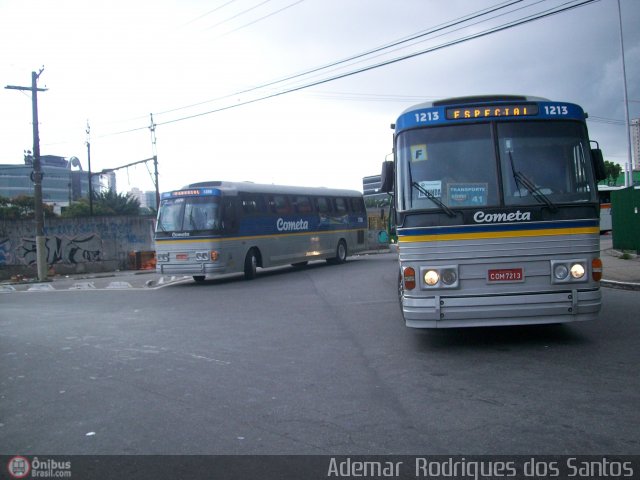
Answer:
487, 268, 524, 283
176, 253, 188, 261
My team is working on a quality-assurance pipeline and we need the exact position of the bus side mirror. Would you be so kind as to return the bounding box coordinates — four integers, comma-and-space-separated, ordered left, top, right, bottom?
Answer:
591, 148, 606, 182
380, 161, 394, 193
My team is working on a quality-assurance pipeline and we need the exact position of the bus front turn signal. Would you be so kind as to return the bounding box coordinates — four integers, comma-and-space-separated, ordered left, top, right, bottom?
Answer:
592, 258, 603, 281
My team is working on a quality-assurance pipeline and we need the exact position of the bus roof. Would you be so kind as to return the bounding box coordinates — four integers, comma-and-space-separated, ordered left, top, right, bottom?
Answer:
176, 181, 363, 198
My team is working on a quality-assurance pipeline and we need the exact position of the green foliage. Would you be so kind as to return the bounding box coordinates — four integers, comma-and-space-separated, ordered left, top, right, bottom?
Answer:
62, 190, 141, 217
0, 195, 56, 220
604, 160, 622, 184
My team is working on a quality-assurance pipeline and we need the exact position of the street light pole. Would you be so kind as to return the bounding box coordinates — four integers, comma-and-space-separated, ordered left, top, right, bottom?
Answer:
86, 120, 93, 215
617, 0, 633, 187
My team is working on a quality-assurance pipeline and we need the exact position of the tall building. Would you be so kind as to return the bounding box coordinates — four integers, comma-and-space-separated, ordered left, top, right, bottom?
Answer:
0, 154, 89, 213
631, 118, 639, 171
126, 187, 158, 210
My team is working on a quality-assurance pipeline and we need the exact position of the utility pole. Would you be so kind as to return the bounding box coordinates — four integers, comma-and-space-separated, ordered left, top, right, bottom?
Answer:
86, 120, 93, 215
149, 113, 160, 209
5, 68, 49, 281
617, 0, 633, 187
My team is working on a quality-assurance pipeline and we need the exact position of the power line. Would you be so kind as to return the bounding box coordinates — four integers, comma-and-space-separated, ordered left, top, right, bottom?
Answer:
153, 0, 525, 118
96, 0, 599, 137
214, 0, 307, 39
155, 0, 599, 128
204, 0, 274, 31
182, 0, 241, 27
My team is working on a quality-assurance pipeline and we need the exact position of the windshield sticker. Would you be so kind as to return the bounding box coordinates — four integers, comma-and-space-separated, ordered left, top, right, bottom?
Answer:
410, 144, 428, 162
417, 180, 442, 198
448, 183, 488, 206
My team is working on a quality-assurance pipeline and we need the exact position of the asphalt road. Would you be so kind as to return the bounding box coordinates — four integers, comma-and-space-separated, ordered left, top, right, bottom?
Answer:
1, 253, 639, 455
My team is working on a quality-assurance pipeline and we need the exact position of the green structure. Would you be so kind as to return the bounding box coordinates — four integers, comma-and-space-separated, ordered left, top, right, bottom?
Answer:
612, 186, 640, 252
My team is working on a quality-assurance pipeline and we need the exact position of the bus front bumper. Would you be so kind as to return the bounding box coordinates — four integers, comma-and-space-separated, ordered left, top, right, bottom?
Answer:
401, 288, 601, 328
157, 262, 227, 276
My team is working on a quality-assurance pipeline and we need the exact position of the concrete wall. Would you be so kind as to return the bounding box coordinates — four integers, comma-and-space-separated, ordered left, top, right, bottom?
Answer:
0, 215, 156, 280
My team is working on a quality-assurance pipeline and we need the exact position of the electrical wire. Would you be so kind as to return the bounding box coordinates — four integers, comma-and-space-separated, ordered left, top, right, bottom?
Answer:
153, 0, 525, 117
96, 0, 599, 137
155, 0, 599, 128
204, 0, 274, 31
214, 0, 307, 39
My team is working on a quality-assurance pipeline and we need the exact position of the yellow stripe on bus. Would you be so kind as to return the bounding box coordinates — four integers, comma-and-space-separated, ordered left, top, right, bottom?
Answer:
398, 226, 599, 243
155, 228, 359, 245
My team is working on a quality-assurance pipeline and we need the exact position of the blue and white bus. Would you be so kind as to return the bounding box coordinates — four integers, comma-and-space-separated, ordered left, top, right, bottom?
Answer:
155, 181, 367, 282
380, 95, 607, 328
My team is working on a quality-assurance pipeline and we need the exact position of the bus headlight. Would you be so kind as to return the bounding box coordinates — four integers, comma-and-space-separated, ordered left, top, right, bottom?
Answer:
570, 263, 585, 279
441, 269, 458, 285
553, 264, 569, 280
419, 265, 459, 289
551, 260, 588, 283
424, 270, 439, 286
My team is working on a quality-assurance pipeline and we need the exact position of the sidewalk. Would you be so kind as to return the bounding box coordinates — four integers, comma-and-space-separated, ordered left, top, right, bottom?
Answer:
0, 269, 189, 292
599, 235, 640, 290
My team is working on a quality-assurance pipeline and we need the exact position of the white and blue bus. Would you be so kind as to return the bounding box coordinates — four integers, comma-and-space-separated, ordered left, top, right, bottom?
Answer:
380, 95, 607, 328
155, 181, 367, 282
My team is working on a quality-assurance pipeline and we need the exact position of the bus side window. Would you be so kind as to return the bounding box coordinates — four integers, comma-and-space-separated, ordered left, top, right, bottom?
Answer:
350, 197, 365, 214
334, 198, 348, 215
294, 196, 312, 214
269, 195, 292, 215
241, 194, 265, 215
221, 197, 238, 234
315, 197, 331, 214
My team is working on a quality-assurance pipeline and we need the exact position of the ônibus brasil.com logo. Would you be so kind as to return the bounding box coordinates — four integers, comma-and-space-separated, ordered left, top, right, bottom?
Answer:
7, 456, 30, 478
7, 456, 72, 478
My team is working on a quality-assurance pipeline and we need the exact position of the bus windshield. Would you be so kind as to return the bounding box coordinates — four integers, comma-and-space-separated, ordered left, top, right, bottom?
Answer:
397, 123, 498, 211
156, 196, 221, 232
498, 121, 596, 206
396, 121, 597, 212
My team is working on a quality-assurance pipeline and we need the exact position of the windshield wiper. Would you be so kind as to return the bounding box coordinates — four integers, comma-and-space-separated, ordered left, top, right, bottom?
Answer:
412, 182, 456, 217
508, 151, 557, 212
156, 218, 167, 232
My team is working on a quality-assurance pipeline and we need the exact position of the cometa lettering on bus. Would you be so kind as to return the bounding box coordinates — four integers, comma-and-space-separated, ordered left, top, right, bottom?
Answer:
276, 218, 309, 232
473, 210, 532, 223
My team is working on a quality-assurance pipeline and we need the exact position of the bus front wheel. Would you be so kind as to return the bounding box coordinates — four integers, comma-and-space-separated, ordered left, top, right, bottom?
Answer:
328, 240, 347, 264
244, 249, 259, 280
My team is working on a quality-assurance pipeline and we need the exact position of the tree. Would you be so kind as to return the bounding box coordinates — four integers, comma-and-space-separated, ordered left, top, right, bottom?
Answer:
62, 190, 141, 217
604, 160, 622, 185
0, 195, 56, 220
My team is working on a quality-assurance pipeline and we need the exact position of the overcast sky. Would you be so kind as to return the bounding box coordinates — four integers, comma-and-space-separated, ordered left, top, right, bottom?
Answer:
1, 0, 639, 194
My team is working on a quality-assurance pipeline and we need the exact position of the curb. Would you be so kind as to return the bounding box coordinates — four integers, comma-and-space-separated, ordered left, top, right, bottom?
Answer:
601, 279, 640, 291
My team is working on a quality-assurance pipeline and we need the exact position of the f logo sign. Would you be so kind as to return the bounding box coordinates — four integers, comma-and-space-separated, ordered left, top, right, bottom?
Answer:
410, 144, 427, 161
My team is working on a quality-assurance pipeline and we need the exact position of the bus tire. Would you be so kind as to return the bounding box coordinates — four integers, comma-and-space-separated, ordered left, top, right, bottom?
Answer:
328, 240, 347, 264
244, 249, 259, 280
193, 275, 205, 283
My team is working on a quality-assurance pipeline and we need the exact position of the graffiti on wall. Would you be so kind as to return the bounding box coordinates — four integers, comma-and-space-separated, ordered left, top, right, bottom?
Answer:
44, 221, 149, 244
0, 238, 13, 266
18, 235, 103, 266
